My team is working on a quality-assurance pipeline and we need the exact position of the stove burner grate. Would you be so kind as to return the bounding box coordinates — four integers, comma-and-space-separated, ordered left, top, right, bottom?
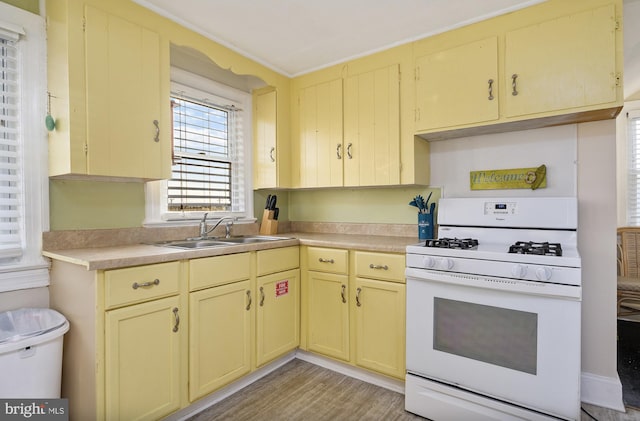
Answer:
508, 241, 562, 256
426, 237, 479, 250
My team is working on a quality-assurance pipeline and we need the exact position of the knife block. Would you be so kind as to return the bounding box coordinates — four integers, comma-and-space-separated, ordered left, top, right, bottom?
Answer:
259, 209, 278, 235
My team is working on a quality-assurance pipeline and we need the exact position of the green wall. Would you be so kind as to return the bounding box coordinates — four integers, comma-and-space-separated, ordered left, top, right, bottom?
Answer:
1, 0, 38, 14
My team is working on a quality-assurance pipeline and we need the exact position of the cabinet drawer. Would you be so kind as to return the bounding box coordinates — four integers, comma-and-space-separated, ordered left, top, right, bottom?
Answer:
105, 262, 181, 309
354, 251, 405, 283
307, 247, 348, 274
189, 253, 251, 291
257, 246, 299, 276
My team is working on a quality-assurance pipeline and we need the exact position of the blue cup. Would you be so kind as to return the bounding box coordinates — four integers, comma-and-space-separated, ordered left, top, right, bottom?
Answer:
418, 213, 434, 240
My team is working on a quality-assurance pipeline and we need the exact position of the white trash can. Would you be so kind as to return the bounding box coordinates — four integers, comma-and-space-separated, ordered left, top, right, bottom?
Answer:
0, 308, 69, 398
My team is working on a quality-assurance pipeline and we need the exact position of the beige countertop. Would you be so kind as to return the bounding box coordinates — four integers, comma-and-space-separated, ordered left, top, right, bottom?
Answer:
43, 232, 419, 271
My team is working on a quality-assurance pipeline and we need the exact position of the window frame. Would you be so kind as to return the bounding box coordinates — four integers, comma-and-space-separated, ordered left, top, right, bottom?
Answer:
624, 107, 640, 226
0, 3, 49, 292
144, 67, 254, 226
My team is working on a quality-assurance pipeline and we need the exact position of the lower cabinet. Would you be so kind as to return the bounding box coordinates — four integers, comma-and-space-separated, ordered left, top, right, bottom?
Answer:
302, 247, 406, 380
105, 296, 183, 421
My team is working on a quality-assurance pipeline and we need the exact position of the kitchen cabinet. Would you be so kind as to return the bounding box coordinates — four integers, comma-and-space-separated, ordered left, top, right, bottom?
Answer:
343, 65, 400, 186
503, 4, 617, 118
301, 247, 406, 380
297, 79, 343, 188
253, 87, 278, 189
305, 247, 350, 361
256, 247, 300, 366
415, 37, 499, 132
413, 1, 622, 140
188, 253, 252, 401
46, 0, 170, 180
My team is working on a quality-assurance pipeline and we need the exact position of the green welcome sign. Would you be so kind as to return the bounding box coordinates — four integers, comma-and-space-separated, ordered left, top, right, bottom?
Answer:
470, 164, 547, 190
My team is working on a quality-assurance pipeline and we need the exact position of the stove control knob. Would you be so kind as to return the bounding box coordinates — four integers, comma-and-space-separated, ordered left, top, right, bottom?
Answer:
422, 256, 436, 268
439, 258, 454, 270
511, 264, 528, 278
535, 266, 553, 281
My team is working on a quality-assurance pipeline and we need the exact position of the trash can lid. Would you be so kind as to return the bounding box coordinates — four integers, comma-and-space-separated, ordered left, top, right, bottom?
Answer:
0, 308, 67, 344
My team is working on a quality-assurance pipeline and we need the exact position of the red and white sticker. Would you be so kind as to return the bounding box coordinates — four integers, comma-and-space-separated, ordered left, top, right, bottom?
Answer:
275, 280, 289, 297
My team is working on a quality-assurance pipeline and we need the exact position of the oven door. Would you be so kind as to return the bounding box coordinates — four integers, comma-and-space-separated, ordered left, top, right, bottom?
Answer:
406, 268, 581, 420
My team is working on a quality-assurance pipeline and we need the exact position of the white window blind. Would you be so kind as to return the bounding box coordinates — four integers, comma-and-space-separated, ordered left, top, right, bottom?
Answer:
169, 95, 244, 213
0, 34, 23, 261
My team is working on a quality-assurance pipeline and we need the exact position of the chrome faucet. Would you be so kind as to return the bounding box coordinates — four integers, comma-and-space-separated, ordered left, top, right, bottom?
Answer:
198, 213, 235, 239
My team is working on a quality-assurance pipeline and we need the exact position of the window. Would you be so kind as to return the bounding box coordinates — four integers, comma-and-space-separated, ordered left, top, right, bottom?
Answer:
627, 110, 640, 225
0, 3, 49, 292
144, 68, 252, 225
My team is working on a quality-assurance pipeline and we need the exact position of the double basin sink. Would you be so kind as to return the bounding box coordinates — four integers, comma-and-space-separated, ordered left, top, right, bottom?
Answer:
155, 235, 290, 249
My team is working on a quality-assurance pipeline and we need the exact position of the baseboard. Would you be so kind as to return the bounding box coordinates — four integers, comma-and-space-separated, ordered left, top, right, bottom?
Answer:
295, 350, 405, 394
164, 351, 297, 421
580, 371, 625, 412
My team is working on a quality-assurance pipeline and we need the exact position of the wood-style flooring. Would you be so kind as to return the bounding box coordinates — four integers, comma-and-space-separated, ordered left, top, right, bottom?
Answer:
187, 358, 640, 421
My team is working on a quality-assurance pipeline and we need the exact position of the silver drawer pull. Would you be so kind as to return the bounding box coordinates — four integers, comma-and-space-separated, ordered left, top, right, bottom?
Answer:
319, 258, 335, 264
153, 119, 160, 142
246, 290, 252, 310
132, 279, 160, 289
172, 307, 180, 332
341, 284, 347, 304
259, 287, 265, 307
356, 287, 362, 307
369, 264, 389, 270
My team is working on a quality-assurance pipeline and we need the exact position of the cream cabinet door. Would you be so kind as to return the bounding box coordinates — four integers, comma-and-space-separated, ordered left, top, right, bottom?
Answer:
307, 271, 350, 361
254, 88, 277, 189
298, 79, 343, 187
85, 5, 166, 179
344, 64, 400, 187
105, 296, 182, 421
189, 280, 252, 401
256, 268, 300, 366
415, 37, 499, 132
504, 4, 617, 118
353, 278, 405, 379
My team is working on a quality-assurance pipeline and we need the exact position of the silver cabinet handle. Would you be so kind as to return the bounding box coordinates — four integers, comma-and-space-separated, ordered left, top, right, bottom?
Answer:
246, 290, 252, 310
132, 278, 160, 289
153, 119, 160, 142
318, 258, 335, 264
259, 286, 265, 307
172, 307, 180, 332
269, 147, 275, 162
511, 74, 519, 96
488, 79, 494, 100
347, 143, 353, 159
341, 284, 346, 304
336, 143, 342, 159
369, 264, 389, 270
356, 287, 362, 307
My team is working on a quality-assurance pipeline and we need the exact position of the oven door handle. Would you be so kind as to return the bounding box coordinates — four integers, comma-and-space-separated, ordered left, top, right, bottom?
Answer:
405, 268, 581, 300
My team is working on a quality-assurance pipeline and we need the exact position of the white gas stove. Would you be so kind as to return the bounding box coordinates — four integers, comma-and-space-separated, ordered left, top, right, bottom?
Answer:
405, 197, 582, 421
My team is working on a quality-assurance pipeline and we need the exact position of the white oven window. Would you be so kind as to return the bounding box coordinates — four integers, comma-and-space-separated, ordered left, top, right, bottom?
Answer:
433, 298, 538, 375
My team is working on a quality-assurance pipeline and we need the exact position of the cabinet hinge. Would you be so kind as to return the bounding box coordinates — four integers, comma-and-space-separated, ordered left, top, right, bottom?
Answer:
82, 17, 86, 32
616, 73, 622, 87
83, 143, 88, 155
615, 19, 620, 31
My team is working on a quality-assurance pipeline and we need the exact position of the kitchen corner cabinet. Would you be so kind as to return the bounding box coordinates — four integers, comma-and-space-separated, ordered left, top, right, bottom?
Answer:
343, 64, 400, 186
297, 79, 344, 188
46, 1, 170, 180
188, 253, 252, 401
253, 87, 278, 189
414, 1, 622, 139
301, 247, 406, 380
256, 247, 301, 366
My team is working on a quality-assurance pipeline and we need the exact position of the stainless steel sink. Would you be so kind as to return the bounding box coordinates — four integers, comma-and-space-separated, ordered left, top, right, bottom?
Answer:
153, 235, 291, 249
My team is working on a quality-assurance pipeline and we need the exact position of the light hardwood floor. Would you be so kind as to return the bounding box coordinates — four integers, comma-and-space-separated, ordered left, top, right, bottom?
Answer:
187, 359, 639, 421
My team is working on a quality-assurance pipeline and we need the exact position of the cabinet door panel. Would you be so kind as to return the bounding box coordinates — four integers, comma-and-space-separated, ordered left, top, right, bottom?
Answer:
344, 65, 400, 186
504, 4, 616, 117
415, 37, 498, 131
256, 269, 300, 366
189, 280, 251, 401
254, 89, 277, 189
354, 278, 405, 379
307, 272, 349, 360
105, 296, 181, 421
85, 5, 163, 178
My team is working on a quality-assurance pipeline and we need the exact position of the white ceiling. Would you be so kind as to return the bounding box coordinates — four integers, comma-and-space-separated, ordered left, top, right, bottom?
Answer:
134, 0, 546, 77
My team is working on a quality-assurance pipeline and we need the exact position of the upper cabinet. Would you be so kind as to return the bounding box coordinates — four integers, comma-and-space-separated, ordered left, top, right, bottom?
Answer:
47, 1, 171, 180
413, 0, 622, 141
253, 87, 278, 189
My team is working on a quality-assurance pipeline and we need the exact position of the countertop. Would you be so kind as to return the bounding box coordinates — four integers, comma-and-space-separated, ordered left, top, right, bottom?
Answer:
43, 232, 419, 271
